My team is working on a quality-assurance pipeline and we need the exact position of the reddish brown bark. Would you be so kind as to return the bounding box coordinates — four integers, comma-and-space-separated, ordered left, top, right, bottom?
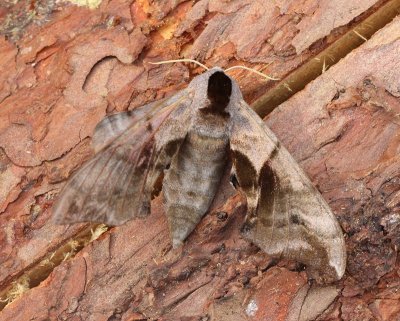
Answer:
0, 0, 399, 320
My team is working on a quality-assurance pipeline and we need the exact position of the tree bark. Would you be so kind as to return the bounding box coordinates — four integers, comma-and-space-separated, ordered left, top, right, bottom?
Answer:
0, 0, 399, 320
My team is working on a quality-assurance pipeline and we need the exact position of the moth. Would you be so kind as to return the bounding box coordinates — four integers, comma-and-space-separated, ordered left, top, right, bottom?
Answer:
53, 65, 346, 283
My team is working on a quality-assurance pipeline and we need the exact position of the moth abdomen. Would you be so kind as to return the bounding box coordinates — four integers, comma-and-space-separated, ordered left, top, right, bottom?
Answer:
163, 115, 230, 247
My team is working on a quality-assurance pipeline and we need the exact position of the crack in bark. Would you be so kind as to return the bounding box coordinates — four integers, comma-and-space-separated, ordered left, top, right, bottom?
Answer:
82, 256, 88, 294
0, 224, 92, 311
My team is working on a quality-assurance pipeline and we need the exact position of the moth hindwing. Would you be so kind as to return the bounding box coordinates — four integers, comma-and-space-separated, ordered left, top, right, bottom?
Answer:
53, 67, 346, 283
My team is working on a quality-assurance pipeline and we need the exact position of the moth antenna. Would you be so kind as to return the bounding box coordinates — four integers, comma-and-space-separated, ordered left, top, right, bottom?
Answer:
148, 59, 209, 71
225, 65, 280, 81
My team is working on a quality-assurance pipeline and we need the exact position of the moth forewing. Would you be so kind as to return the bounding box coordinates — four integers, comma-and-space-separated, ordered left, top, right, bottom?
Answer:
229, 100, 346, 283
52, 90, 193, 226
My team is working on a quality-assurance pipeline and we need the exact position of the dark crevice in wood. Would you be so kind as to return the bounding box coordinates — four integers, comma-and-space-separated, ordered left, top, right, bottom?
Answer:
0, 224, 105, 310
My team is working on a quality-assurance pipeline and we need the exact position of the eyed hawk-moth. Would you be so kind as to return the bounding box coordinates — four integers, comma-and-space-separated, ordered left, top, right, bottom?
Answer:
53, 66, 346, 283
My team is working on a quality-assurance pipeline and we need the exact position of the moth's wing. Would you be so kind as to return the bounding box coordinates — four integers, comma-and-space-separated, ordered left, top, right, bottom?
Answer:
92, 98, 169, 153
230, 101, 346, 283
53, 90, 194, 226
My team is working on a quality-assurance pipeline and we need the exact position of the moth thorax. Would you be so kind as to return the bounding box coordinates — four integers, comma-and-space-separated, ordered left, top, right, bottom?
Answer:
206, 71, 232, 113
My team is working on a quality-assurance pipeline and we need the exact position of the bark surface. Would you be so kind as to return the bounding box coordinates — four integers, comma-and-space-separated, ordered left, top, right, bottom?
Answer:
0, 0, 398, 320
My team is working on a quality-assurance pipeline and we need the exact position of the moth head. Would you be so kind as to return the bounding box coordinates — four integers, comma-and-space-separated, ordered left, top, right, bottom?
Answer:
207, 70, 232, 111
149, 61, 277, 115
187, 67, 243, 116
